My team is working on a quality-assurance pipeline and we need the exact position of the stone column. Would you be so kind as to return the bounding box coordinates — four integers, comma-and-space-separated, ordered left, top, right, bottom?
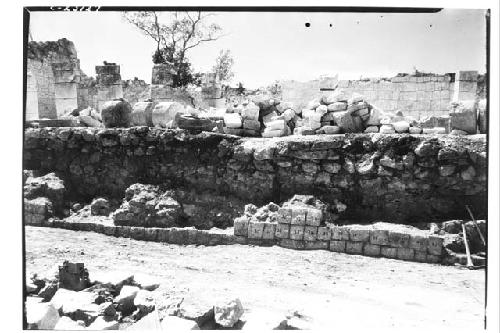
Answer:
52, 62, 79, 117
95, 63, 123, 111
453, 70, 478, 102
201, 72, 225, 108
150, 64, 175, 102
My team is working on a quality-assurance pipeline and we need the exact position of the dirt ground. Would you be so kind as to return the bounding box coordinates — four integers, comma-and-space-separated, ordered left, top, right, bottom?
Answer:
25, 226, 485, 330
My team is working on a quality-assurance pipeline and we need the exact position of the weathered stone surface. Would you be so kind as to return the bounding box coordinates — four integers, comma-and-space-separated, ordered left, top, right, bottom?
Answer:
396, 248, 415, 261
345, 241, 364, 254
363, 244, 381, 257
101, 99, 132, 128
115, 285, 140, 314
214, 298, 244, 328
26, 302, 60, 330
289, 225, 305, 240
279, 239, 305, 249
178, 296, 214, 326
275, 223, 290, 239
50, 288, 99, 324
380, 247, 398, 258
329, 240, 346, 252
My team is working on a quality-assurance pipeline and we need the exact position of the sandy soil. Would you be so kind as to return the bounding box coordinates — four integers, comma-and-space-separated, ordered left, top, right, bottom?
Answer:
25, 226, 485, 330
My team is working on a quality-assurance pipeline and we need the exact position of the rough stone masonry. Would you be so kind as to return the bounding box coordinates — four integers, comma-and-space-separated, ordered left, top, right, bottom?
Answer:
24, 128, 486, 223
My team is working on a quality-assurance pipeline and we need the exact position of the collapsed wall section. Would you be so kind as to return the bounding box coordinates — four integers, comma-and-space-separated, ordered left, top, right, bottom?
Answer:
24, 128, 487, 223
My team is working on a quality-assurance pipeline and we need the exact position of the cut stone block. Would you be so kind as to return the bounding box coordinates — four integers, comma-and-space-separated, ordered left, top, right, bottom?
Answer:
275, 223, 290, 239
305, 208, 322, 226
427, 235, 444, 256
388, 231, 410, 248
157, 228, 170, 242
426, 254, 441, 263
409, 235, 429, 251
370, 229, 389, 246
103, 225, 116, 236
26, 302, 60, 330
329, 240, 346, 252
279, 239, 305, 250
317, 227, 331, 241
289, 225, 305, 240
304, 241, 329, 250
130, 227, 145, 240
303, 226, 318, 241
414, 251, 427, 262
262, 223, 277, 240
349, 226, 371, 242
331, 226, 350, 240
345, 241, 364, 254
290, 207, 307, 225
396, 248, 415, 261
248, 222, 265, 239
277, 207, 292, 224
233, 217, 249, 236
116, 226, 131, 238
380, 247, 398, 259
363, 244, 381, 257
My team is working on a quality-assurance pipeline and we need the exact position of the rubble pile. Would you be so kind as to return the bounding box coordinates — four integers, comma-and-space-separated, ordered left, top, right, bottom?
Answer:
25, 263, 245, 330
24, 172, 66, 224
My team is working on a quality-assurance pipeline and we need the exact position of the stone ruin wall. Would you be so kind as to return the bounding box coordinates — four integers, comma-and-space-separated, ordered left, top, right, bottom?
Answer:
27, 38, 81, 119
280, 71, 483, 119
24, 127, 487, 225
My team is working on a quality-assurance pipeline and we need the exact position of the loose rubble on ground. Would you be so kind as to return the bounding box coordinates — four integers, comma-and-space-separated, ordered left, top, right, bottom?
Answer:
27, 88, 486, 139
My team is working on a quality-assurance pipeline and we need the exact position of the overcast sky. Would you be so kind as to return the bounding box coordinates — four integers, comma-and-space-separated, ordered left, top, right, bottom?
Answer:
29, 9, 487, 88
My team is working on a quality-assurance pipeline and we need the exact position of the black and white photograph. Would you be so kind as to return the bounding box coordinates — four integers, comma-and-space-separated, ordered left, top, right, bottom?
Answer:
7, 1, 499, 331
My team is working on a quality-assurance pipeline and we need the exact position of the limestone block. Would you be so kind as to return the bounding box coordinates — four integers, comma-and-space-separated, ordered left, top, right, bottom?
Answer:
364, 126, 379, 133
426, 254, 441, 263
345, 241, 364, 254
379, 124, 395, 134
317, 227, 331, 241
332, 111, 364, 133
289, 225, 305, 240
304, 241, 329, 250
363, 244, 381, 257
151, 102, 184, 128
449, 109, 477, 134
329, 240, 346, 253
131, 101, 156, 127
396, 248, 415, 261
388, 231, 410, 248
223, 113, 243, 128
262, 223, 277, 240
380, 247, 398, 258
414, 251, 427, 262
26, 302, 60, 330
279, 239, 305, 250
370, 229, 389, 246
233, 217, 249, 236
392, 121, 410, 133
248, 222, 265, 239
277, 207, 292, 224
349, 226, 371, 242
224, 128, 244, 136
427, 235, 444, 256
241, 102, 259, 120
322, 125, 341, 134
266, 119, 286, 131
305, 208, 322, 226
243, 119, 261, 131
275, 223, 290, 239
409, 235, 429, 251
130, 226, 145, 240
409, 126, 422, 134
327, 102, 347, 112
331, 225, 350, 240
290, 207, 307, 225
303, 226, 318, 241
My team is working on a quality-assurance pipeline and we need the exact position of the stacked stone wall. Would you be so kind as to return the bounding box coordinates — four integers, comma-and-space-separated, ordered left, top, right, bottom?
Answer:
24, 128, 487, 224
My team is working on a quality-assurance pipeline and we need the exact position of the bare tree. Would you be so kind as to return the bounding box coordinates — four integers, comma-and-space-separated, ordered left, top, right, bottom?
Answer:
123, 11, 223, 86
